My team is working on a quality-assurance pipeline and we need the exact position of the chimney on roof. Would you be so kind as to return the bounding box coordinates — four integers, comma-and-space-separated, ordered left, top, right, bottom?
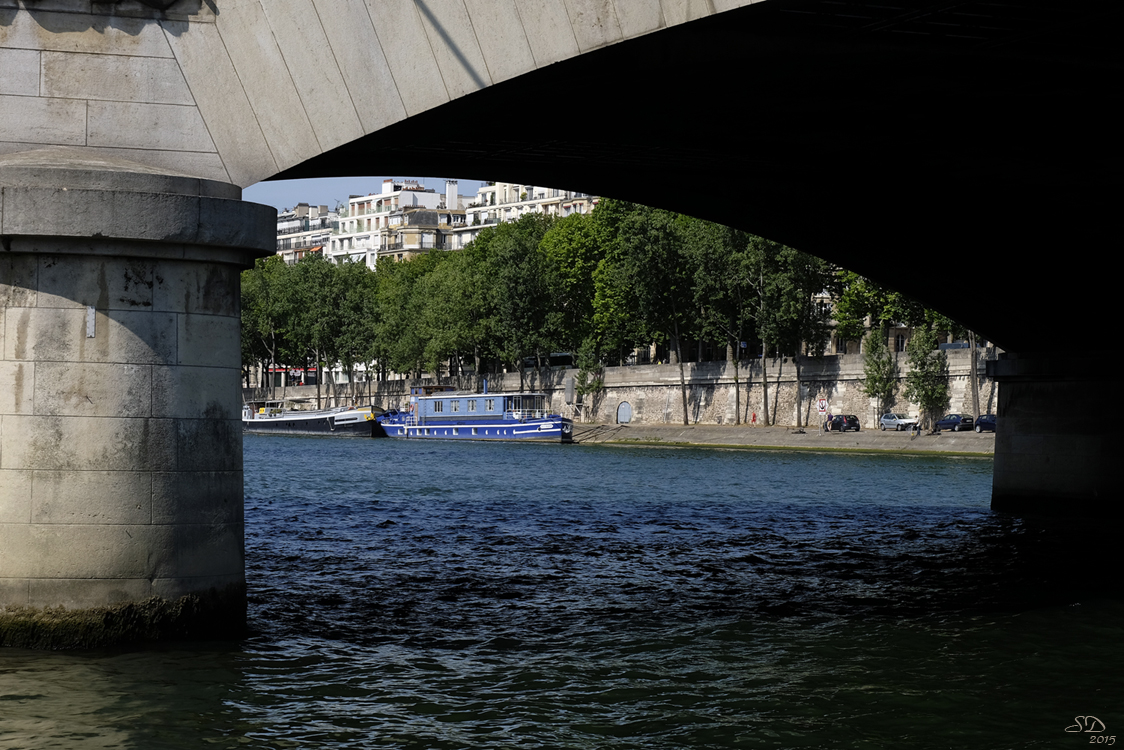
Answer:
445, 180, 458, 210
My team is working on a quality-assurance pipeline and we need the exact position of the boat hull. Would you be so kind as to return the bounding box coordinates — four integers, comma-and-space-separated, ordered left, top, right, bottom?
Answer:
243, 409, 376, 437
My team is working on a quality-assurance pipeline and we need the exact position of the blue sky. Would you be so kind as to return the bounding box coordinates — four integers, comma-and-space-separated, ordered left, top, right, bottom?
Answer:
243, 176, 486, 212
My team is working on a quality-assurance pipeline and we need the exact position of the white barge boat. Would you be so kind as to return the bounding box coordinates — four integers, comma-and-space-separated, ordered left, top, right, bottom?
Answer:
242, 401, 379, 437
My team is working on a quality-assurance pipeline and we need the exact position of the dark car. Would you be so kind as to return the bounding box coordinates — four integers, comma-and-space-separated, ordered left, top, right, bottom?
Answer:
974, 414, 997, 433
935, 413, 974, 432
824, 414, 861, 432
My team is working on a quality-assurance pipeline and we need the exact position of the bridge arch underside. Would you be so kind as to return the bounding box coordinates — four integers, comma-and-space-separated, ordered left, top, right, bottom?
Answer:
274, 2, 1119, 517
275, 0, 1119, 358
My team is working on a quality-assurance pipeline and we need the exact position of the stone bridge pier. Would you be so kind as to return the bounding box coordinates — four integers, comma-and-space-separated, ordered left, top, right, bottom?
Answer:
0, 149, 273, 647
989, 355, 1112, 519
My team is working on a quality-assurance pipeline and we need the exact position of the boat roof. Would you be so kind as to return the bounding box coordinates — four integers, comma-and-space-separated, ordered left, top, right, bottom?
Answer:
416, 391, 547, 400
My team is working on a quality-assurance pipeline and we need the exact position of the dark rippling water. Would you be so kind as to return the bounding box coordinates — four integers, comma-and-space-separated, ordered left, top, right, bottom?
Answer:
2, 436, 1121, 749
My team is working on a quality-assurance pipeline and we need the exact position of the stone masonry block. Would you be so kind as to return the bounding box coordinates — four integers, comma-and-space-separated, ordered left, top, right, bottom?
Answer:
564, 0, 624, 52
0, 523, 31, 577
209, 0, 318, 172
150, 260, 237, 316
150, 572, 244, 602
196, 196, 277, 255
31, 469, 152, 525
152, 364, 239, 420
259, 0, 363, 153
0, 253, 38, 309
0, 94, 86, 147
413, 0, 490, 99
87, 100, 216, 153
0, 48, 39, 97
27, 576, 156, 609
2, 187, 197, 243
41, 51, 195, 105
0, 10, 174, 57
463, 0, 536, 84
311, 0, 406, 134
612, 0, 663, 37
163, 521, 244, 580
1, 415, 176, 472
176, 312, 238, 366
0, 469, 33, 524
363, 0, 451, 117
151, 471, 242, 525
174, 417, 242, 473
85, 145, 231, 184
0, 577, 30, 607
33, 362, 151, 418
4, 306, 177, 365
514, 1, 580, 66
35, 255, 154, 311
21, 523, 171, 579
659, 0, 717, 26
0, 361, 34, 415
160, 19, 277, 186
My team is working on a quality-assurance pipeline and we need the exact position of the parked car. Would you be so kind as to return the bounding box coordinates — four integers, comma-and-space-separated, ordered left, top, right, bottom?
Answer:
935, 413, 974, 432
974, 414, 997, 433
824, 414, 861, 432
879, 413, 918, 431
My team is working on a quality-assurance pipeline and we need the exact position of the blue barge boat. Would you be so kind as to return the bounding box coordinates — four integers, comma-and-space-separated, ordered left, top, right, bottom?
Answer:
375, 386, 572, 442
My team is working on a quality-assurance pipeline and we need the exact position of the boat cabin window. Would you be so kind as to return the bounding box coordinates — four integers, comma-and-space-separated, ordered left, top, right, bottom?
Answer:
433, 401, 443, 413
451, 400, 460, 412
485, 399, 494, 412
468, 400, 477, 412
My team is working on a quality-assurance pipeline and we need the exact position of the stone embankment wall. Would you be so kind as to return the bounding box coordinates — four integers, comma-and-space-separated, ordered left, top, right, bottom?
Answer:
243, 349, 997, 430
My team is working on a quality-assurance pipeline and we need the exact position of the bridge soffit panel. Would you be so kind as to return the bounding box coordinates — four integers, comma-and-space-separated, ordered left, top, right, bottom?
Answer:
1, 0, 756, 187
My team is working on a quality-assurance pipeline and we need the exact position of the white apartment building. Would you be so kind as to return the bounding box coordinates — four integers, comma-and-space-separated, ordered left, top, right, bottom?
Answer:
328, 179, 468, 267
276, 203, 337, 264
450, 182, 598, 249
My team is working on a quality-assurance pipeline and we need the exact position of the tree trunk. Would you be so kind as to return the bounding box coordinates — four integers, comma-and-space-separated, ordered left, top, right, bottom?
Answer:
316, 355, 322, 410
760, 342, 770, 426
771, 355, 782, 426
969, 331, 980, 418
729, 340, 740, 425
793, 356, 802, 428
673, 321, 689, 425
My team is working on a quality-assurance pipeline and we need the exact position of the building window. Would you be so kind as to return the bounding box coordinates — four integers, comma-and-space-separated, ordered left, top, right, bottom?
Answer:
896, 334, 906, 352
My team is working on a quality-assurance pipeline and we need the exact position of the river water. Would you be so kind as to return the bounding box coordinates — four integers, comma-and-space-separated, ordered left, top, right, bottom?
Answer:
1, 436, 1120, 749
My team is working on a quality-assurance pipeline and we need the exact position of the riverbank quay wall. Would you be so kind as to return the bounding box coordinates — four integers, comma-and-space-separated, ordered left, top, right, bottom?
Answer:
245, 349, 995, 430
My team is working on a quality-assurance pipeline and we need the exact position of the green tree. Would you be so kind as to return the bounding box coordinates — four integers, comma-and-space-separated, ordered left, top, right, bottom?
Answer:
832, 271, 927, 345
373, 251, 447, 377
683, 217, 755, 423
594, 201, 695, 423
540, 212, 602, 355
484, 213, 556, 388
241, 255, 293, 396
903, 323, 950, 431
860, 325, 898, 418
744, 237, 833, 425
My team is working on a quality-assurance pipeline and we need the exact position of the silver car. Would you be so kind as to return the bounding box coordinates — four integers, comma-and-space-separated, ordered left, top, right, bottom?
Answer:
879, 413, 918, 431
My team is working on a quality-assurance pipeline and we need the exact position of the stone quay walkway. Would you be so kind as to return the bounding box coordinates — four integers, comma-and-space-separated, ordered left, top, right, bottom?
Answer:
570, 422, 994, 456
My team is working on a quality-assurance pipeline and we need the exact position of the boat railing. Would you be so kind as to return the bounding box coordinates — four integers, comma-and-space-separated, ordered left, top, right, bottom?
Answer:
506, 409, 550, 421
